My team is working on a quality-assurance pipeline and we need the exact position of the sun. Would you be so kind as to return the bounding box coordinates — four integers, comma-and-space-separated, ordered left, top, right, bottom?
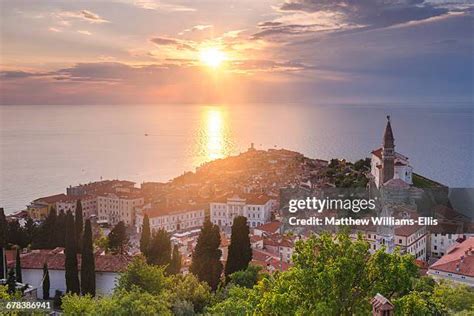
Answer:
199, 47, 227, 68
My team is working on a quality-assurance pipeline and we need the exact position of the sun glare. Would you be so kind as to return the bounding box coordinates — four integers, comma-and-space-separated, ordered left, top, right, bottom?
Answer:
199, 47, 226, 68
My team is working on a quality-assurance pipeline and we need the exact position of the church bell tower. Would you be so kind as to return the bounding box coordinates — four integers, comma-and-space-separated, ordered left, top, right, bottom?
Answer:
381, 115, 395, 184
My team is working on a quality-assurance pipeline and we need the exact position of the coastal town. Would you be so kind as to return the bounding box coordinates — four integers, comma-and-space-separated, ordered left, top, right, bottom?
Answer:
1, 117, 473, 313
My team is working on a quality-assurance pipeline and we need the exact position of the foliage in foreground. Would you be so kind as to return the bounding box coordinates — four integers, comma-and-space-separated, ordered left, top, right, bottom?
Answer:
62, 232, 474, 315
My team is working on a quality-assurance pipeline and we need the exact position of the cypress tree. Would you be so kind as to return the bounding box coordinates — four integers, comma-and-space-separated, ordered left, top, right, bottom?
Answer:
190, 219, 223, 291
225, 216, 252, 278
43, 263, 50, 299
0, 208, 7, 279
55, 210, 67, 247
15, 248, 22, 283
108, 221, 128, 254
140, 214, 151, 256
75, 200, 83, 252
47, 207, 57, 248
168, 244, 181, 275
147, 229, 171, 266
65, 211, 80, 294
81, 219, 96, 296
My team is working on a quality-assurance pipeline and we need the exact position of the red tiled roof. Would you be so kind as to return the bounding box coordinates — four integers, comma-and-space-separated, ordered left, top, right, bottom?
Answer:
394, 224, 423, 237
211, 193, 272, 205
255, 221, 282, 234
34, 194, 67, 204
384, 178, 410, 189
371, 148, 382, 159
430, 237, 474, 277
7, 248, 132, 273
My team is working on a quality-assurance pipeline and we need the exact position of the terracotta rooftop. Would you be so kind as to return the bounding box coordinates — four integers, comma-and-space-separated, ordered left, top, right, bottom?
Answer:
384, 178, 410, 189
429, 237, 474, 277
34, 194, 67, 204
255, 221, 282, 234
7, 248, 132, 273
211, 193, 272, 205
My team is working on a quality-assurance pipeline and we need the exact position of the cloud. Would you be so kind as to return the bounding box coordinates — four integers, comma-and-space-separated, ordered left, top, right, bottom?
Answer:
133, 0, 196, 12
77, 30, 92, 36
254, 0, 467, 39
280, 0, 449, 27
179, 24, 213, 34
150, 36, 196, 50
230, 59, 311, 73
48, 27, 62, 33
57, 10, 109, 23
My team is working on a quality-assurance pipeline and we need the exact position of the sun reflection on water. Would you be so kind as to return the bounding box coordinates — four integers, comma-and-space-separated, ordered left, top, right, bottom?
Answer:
194, 106, 232, 167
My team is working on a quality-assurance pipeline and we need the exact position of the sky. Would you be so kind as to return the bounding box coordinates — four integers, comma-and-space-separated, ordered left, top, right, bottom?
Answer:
0, 0, 472, 105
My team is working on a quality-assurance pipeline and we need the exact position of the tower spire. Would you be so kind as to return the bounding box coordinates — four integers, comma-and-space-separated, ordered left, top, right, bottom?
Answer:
383, 115, 394, 148
381, 115, 395, 184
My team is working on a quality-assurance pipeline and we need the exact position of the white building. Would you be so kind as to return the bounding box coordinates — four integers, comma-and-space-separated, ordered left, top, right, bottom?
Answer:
428, 237, 474, 286
56, 195, 97, 219
97, 192, 144, 226
210, 194, 274, 229
136, 205, 206, 234
354, 222, 427, 261
430, 233, 467, 258
370, 116, 413, 188
8, 248, 132, 297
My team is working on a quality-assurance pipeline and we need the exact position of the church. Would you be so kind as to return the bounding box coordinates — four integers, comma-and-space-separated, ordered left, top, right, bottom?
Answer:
370, 116, 413, 188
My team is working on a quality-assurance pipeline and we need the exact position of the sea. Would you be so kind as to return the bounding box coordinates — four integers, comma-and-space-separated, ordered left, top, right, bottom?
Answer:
1, 103, 473, 214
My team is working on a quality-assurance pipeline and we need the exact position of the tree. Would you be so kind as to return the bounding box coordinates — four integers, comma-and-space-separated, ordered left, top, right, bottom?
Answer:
225, 216, 252, 278
116, 257, 170, 295
6, 268, 16, 295
62, 289, 171, 316
140, 214, 151, 256
81, 219, 95, 296
147, 229, 171, 267
433, 281, 474, 313
168, 274, 211, 314
32, 207, 56, 249
168, 244, 181, 275
65, 211, 80, 294
7, 220, 27, 249
257, 231, 419, 315
394, 291, 446, 315
43, 263, 50, 300
15, 248, 22, 283
75, 199, 83, 252
190, 219, 223, 291
24, 217, 36, 247
228, 265, 262, 288
108, 221, 128, 254
0, 208, 6, 279
206, 285, 260, 315
55, 210, 67, 247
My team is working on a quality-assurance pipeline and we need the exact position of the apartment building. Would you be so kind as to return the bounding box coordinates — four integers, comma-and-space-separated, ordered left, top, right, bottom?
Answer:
97, 192, 144, 226
136, 204, 206, 234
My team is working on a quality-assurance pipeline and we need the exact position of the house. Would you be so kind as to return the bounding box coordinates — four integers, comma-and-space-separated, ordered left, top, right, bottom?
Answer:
27, 194, 67, 220
427, 237, 474, 286
371, 293, 394, 316
8, 248, 132, 297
